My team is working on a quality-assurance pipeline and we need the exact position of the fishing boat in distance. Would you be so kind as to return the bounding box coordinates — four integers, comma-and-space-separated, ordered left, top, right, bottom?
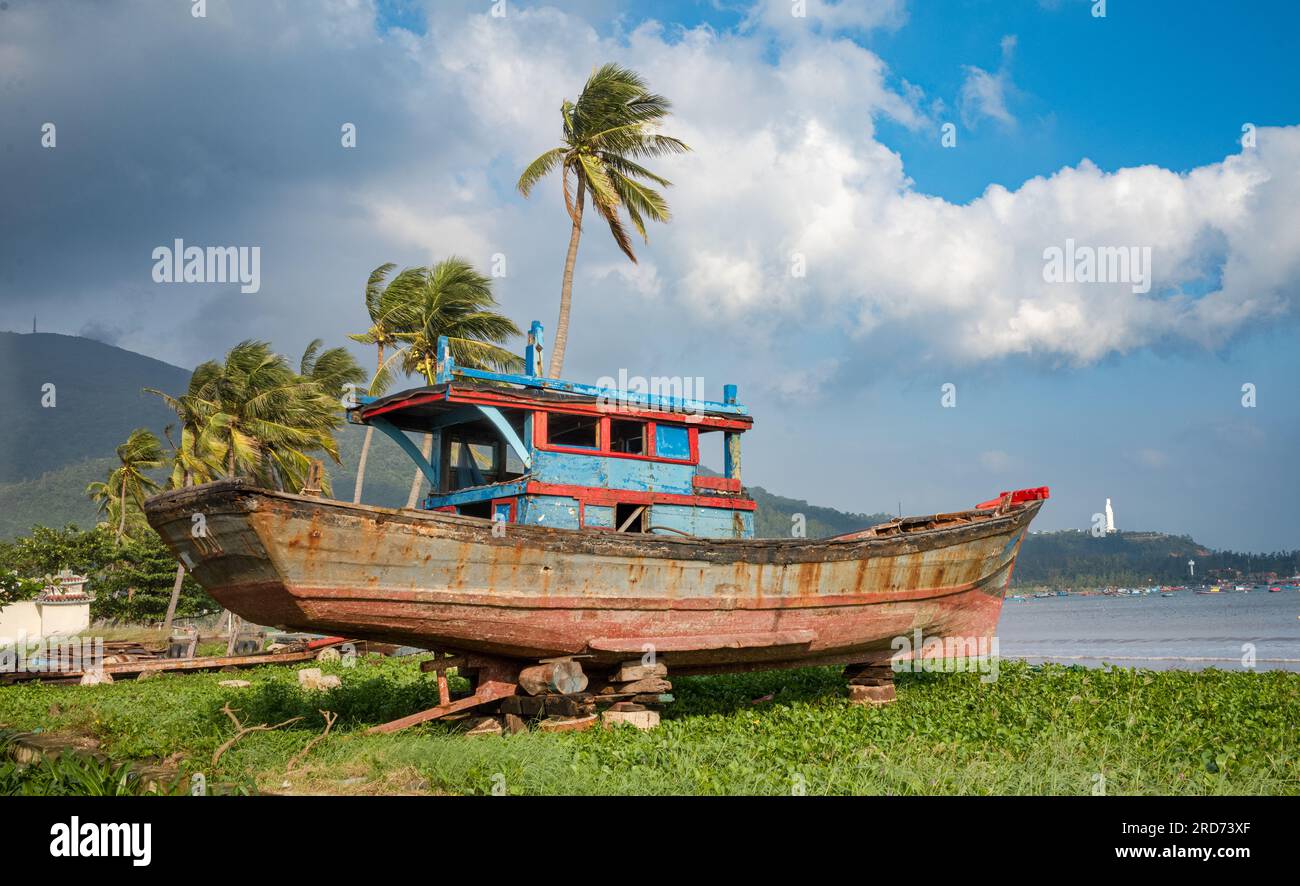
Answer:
145, 323, 1048, 730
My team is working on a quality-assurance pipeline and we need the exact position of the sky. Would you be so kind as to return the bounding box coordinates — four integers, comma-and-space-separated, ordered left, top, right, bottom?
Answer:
1, 0, 1298, 551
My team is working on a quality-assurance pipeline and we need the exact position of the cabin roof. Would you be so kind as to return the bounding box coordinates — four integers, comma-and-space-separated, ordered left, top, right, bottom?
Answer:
353, 380, 753, 434
348, 321, 751, 434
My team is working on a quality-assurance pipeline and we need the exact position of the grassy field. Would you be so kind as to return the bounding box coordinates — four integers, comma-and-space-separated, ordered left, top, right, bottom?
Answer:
1, 657, 1296, 795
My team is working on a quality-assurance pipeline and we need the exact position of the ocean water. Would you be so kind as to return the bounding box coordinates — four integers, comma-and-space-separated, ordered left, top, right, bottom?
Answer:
995, 591, 1300, 672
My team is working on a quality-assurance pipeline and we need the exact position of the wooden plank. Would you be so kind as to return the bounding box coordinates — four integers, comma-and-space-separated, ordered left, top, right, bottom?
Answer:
366, 680, 516, 734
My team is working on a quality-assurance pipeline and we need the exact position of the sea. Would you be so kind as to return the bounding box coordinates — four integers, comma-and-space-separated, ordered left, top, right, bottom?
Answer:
996, 590, 1300, 672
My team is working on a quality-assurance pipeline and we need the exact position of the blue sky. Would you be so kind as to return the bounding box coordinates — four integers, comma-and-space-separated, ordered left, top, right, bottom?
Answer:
3, 0, 1298, 550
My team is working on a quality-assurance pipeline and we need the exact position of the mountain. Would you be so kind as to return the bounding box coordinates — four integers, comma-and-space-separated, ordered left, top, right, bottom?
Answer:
1014, 529, 1299, 587
0, 332, 190, 484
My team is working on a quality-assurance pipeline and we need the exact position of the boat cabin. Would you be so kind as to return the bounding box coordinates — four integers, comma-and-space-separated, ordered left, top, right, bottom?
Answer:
349, 322, 755, 539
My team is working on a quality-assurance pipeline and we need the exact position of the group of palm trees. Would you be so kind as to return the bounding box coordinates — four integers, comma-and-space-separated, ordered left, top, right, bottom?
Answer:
88, 339, 367, 545
83, 62, 687, 626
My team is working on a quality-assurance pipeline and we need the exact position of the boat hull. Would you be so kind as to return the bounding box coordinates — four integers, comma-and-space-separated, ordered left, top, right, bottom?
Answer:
145, 482, 1043, 674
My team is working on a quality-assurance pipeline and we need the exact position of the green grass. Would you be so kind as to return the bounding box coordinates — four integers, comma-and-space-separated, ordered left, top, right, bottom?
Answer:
0, 658, 1295, 795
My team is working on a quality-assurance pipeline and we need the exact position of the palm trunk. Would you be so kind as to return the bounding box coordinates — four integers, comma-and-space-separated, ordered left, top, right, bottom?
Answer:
161, 470, 192, 635
406, 433, 433, 509
161, 563, 185, 635
353, 345, 384, 504
353, 425, 374, 504
116, 473, 129, 542
548, 182, 585, 377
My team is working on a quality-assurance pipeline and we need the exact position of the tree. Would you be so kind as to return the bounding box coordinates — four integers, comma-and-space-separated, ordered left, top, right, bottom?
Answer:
182, 341, 346, 494
370, 259, 523, 507
517, 62, 689, 376
85, 429, 164, 544
347, 263, 400, 503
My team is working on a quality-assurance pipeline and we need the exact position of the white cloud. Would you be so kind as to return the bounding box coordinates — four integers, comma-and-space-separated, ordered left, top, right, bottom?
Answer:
5, 0, 1300, 382
959, 34, 1017, 128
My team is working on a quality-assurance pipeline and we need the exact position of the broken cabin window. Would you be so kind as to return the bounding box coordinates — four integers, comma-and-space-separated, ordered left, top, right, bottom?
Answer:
547, 413, 599, 449
610, 419, 647, 454
615, 502, 648, 533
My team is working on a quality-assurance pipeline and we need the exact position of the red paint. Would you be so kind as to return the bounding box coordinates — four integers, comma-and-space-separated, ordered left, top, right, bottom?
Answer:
359, 385, 753, 432
693, 475, 742, 493
532, 412, 700, 466
490, 497, 517, 522
975, 486, 1051, 510
525, 481, 757, 511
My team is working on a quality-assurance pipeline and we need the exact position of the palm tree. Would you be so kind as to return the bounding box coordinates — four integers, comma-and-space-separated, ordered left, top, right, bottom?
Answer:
181, 341, 345, 494
347, 263, 400, 504
370, 259, 523, 507
299, 338, 366, 401
86, 428, 164, 543
517, 62, 689, 376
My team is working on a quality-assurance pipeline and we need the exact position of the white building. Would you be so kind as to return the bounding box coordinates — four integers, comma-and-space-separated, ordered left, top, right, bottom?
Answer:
0, 570, 92, 642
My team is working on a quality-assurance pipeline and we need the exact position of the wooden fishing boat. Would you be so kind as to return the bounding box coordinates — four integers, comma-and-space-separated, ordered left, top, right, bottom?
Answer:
145, 323, 1048, 729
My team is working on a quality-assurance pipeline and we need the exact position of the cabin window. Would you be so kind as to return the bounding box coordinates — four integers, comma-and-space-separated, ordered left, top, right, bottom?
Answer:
656, 424, 691, 460
457, 500, 492, 519
615, 502, 648, 533
444, 436, 508, 491
548, 413, 600, 449
610, 419, 647, 455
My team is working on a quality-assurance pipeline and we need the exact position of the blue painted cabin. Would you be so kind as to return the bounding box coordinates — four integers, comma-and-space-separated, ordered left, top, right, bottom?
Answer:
349, 322, 756, 539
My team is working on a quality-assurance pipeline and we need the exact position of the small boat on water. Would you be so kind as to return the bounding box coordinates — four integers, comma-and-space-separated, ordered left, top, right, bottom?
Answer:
145, 323, 1048, 723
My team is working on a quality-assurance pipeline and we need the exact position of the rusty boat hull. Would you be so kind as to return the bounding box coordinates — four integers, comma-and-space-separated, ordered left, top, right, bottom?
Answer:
145, 481, 1043, 674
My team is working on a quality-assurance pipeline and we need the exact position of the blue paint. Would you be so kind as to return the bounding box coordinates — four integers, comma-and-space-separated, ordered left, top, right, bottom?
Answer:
371, 418, 438, 491
517, 494, 581, 527
532, 450, 696, 495
655, 424, 690, 460
584, 505, 614, 528
476, 405, 531, 470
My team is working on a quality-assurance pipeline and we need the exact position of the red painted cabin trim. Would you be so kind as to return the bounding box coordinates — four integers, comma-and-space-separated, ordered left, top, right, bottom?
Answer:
693, 475, 742, 493
358, 386, 752, 432
525, 481, 757, 512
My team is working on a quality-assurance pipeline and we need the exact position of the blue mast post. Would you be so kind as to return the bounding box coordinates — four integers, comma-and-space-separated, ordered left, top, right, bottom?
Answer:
723, 384, 741, 482
435, 335, 454, 384
526, 321, 545, 377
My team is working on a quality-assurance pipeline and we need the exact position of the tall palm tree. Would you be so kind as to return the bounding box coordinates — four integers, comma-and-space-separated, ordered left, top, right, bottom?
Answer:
371, 259, 523, 507
347, 263, 400, 504
517, 62, 689, 376
86, 428, 164, 543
